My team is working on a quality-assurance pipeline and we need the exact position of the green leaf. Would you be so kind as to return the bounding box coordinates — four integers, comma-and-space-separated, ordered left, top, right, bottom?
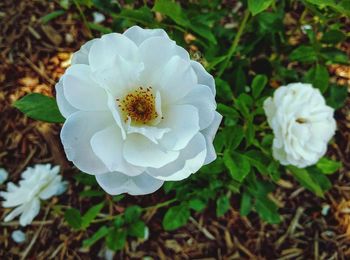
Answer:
13, 93, 65, 123
74, 172, 98, 186
119, 6, 154, 24
244, 150, 269, 174
217, 104, 239, 119
81, 203, 104, 229
223, 150, 251, 182
240, 192, 252, 216
189, 21, 217, 45
255, 197, 281, 224
87, 22, 113, 34
128, 220, 146, 238
163, 181, 177, 193
321, 30, 346, 44
188, 199, 206, 212
106, 228, 127, 251
289, 46, 317, 63
248, 0, 274, 16
79, 190, 104, 198
216, 78, 233, 102
305, 0, 336, 6
244, 119, 255, 147
216, 195, 230, 217
252, 74, 268, 99
82, 226, 109, 248
59, 0, 70, 9
41, 10, 65, 24
64, 208, 82, 230
221, 126, 244, 151
316, 157, 342, 174
320, 47, 349, 64
326, 85, 348, 109
257, 12, 283, 34
235, 94, 251, 118
304, 64, 329, 93
153, 0, 190, 27
162, 204, 190, 231
76, 0, 93, 7
124, 206, 142, 224
114, 215, 125, 228
289, 166, 331, 197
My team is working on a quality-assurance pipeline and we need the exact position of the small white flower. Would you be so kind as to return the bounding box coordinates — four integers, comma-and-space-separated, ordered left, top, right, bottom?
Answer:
0, 168, 8, 185
0, 164, 67, 226
11, 230, 26, 243
264, 83, 336, 168
56, 26, 222, 195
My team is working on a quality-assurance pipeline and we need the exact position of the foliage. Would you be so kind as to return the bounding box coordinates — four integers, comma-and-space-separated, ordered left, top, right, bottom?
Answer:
14, 0, 348, 252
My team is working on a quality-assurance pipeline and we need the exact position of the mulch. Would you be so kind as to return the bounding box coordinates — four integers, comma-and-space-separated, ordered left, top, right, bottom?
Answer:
0, 0, 350, 259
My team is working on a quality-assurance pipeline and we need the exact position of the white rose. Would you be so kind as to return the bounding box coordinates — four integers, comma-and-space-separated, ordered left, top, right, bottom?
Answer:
0, 164, 67, 226
263, 83, 336, 168
56, 26, 222, 195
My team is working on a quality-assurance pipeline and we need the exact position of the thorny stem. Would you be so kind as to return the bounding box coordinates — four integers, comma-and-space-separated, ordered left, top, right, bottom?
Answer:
217, 10, 250, 77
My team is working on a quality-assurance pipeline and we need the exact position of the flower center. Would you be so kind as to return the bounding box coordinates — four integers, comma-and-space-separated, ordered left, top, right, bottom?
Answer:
117, 87, 158, 125
296, 118, 307, 124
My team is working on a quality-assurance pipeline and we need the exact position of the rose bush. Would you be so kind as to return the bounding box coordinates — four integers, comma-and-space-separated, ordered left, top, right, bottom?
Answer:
264, 83, 336, 168
56, 26, 222, 195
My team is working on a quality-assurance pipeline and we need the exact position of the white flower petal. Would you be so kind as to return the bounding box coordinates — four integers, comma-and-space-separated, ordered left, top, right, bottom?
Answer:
123, 134, 179, 168
201, 112, 222, 164
138, 36, 190, 85
180, 84, 216, 129
123, 25, 169, 46
55, 76, 77, 118
191, 61, 215, 95
0, 168, 8, 185
96, 172, 164, 195
106, 93, 127, 139
125, 120, 170, 144
63, 64, 108, 111
71, 39, 98, 65
61, 111, 113, 174
159, 105, 200, 151
148, 133, 207, 181
19, 198, 40, 226
11, 230, 26, 243
3, 204, 26, 222
39, 176, 67, 200
92, 54, 144, 98
89, 33, 139, 72
157, 56, 197, 104
91, 125, 144, 175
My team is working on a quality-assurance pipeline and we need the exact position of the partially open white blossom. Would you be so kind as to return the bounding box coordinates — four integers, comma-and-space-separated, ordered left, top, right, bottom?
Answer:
264, 83, 336, 168
0, 164, 67, 226
56, 26, 222, 195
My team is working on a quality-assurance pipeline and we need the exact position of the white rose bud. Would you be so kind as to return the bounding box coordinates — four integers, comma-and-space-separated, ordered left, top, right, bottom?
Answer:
263, 83, 336, 168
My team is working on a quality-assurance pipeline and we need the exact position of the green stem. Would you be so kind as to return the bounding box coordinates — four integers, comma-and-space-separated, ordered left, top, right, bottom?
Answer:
217, 10, 250, 77
91, 198, 177, 224
73, 0, 92, 38
142, 198, 177, 211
